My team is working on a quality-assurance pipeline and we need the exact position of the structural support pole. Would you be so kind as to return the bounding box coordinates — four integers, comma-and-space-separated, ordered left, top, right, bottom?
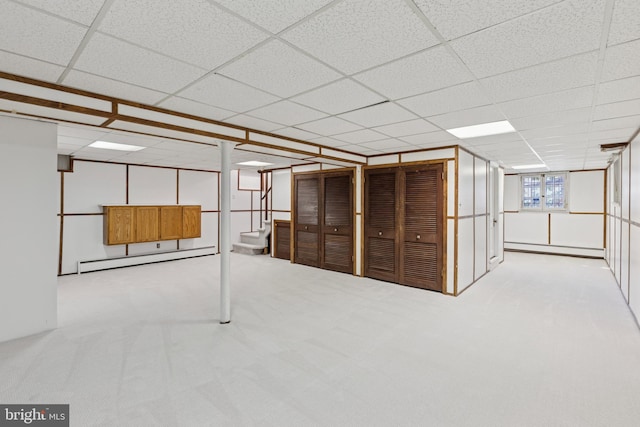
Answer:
220, 140, 235, 324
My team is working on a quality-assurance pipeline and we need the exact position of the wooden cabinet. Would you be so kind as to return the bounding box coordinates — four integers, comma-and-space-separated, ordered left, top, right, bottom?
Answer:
104, 206, 135, 245
103, 205, 201, 245
274, 220, 291, 260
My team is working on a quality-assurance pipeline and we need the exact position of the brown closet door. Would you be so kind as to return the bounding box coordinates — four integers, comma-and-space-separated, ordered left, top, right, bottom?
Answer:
321, 172, 353, 273
400, 164, 443, 291
364, 168, 398, 282
294, 174, 319, 267
274, 220, 291, 260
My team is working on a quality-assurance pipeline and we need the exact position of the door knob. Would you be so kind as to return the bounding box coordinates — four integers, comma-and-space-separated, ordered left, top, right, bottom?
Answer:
378, 231, 383, 236
304, 226, 308, 230
417, 234, 421, 240
334, 228, 338, 232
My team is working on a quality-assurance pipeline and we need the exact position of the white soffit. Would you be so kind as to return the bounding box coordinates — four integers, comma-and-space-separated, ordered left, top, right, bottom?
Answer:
319, 148, 366, 164
157, 97, 236, 122
0, 77, 112, 111
240, 143, 310, 160
0, 99, 106, 126
401, 148, 456, 163
118, 105, 245, 139
0, 51, 65, 83
249, 132, 320, 155
108, 120, 217, 144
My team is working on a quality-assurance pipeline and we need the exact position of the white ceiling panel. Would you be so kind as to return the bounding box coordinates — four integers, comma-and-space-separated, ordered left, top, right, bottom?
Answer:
588, 127, 637, 142
333, 129, 388, 144
511, 108, 592, 131
594, 99, 640, 121
99, 132, 161, 148
338, 102, 416, 128
520, 123, 593, 140
354, 47, 472, 100
427, 105, 505, 129
282, 0, 440, 74
450, 0, 605, 78
480, 52, 598, 102
295, 117, 362, 135
340, 145, 381, 155
398, 81, 491, 118
400, 131, 460, 145
500, 86, 595, 119
373, 119, 439, 138
0, 1, 87, 65
222, 114, 282, 133
601, 39, 640, 82
212, 0, 334, 34
100, 0, 268, 70
271, 127, 321, 141
63, 70, 168, 105
218, 40, 341, 98
16, 0, 104, 25
607, 0, 640, 46
158, 97, 235, 122
358, 139, 412, 150
592, 115, 640, 132
413, 0, 559, 41
290, 79, 385, 115
74, 33, 206, 93
108, 120, 216, 144
248, 101, 327, 127
308, 137, 351, 148
58, 124, 109, 140
0, 99, 106, 126
0, 51, 64, 82
596, 76, 640, 105
178, 73, 278, 113
58, 135, 94, 147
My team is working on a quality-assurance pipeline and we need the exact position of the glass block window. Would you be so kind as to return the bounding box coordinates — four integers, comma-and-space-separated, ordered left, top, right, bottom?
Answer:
522, 175, 541, 208
521, 173, 568, 211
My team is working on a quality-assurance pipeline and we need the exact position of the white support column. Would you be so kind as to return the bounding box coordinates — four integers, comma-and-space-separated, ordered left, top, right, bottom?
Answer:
220, 140, 235, 324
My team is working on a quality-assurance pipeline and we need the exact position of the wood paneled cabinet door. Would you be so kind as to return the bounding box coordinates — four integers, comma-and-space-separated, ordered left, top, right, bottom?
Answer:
294, 174, 320, 267
321, 172, 353, 273
160, 206, 183, 240
136, 206, 159, 242
364, 164, 444, 292
182, 206, 201, 239
104, 206, 135, 245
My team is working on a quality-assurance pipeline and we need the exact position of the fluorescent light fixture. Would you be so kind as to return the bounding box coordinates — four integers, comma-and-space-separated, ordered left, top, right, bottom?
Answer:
236, 161, 273, 167
511, 164, 546, 170
446, 120, 516, 139
89, 141, 145, 151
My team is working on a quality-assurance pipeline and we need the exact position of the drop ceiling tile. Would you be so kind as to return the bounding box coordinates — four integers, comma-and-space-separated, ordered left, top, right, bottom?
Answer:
480, 52, 598, 102
100, 0, 268, 69
290, 79, 385, 115
520, 122, 592, 140
601, 39, 640, 82
0, 1, 87, 65
333, 129, 388, 144
0, 51, 64, 82
218, 40, 341, 98
608, 0, 640, 46
426, 105, 504, 129
16, 0, 104, 25
354, 47, 472, 100
223, 114, 282, 132
511, 108, 592, 131
401, 131, 459, 145
74, 33, 206, 93
58, 125, 109, 140
308, 137, 351, 148
358, 139, 412, 150
340, 145, 381, 155
450, 0, 605, 78
373, 119, 439, 138
338, 102, 416, 128
248, 101, 327, 126
592, 115, 640, 132
101, 132, 161, 148
588, 127, 637, 142
282, 0, 440, 74
296, 117, 362, 135
597, 76, 640, 105
58, 135, 93, 147
463, 132, 523, 147
213, 0, 334, 33
593, 98, 640, 121
157, 97, 235, 122
179, 73, 279, 113
63, 70, 169, 105
499, 86, 595, 119
413, 0, 559, 41
397, 81, 491, 118
272, 127, 321, 141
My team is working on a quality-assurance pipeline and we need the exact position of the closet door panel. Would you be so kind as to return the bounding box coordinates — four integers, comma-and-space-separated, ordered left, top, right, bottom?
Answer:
294, 175, 320, 267
322, 173, 353, 273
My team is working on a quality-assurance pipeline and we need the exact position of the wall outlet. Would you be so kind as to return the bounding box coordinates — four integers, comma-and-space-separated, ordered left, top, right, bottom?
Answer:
156, 243, 160, 249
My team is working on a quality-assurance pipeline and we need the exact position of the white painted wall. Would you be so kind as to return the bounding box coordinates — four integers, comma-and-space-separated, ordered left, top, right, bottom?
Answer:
0, 116, 57, 342
503, 170, 605, 257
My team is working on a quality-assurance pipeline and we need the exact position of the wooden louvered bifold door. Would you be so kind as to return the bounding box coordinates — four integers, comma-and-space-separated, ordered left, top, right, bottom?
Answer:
321, 173, 353, 273
364, 169, 398, 282
274, 220, 291, 261
400, 165, 443, 291
294, 175, 320, 267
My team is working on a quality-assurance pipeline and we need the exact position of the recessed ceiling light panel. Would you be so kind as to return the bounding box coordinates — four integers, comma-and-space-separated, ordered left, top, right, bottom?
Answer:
88, 141, 145, 151
446, 120, 516, 139
236, 160, 274, 167
511, 164, 547, 170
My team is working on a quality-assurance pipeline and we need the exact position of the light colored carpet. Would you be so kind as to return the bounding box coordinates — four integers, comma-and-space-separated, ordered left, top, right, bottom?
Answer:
1, 252, 639, 426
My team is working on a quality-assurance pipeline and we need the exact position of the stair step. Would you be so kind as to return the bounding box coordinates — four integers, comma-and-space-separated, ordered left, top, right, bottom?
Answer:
232, 242, 265, 255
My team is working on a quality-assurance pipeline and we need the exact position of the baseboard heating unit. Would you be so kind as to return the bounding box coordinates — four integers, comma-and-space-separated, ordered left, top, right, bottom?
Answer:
77, 246, 216, 274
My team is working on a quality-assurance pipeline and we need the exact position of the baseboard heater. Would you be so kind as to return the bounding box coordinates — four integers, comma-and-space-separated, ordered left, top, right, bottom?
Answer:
504, 242, 604, 258
77, 246, 217, 274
